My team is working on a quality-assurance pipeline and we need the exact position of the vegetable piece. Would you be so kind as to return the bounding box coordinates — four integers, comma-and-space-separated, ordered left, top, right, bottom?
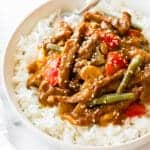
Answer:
101, 33, 120, 49
42, 67, 59, 86
125, 103, 146, 117
88, 93, 135, 107
45, 43, 62, 52
58, 102, 74, 115
100, 42, 108, 55
79, 65, 102, 80
117, 55, 142, 93
42, 58, 61, 86
91, 49, 105, 65
105, 52, 127, 76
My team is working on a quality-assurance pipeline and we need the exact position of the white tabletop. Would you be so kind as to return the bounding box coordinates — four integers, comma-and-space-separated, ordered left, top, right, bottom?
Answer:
0, 0, 150, 150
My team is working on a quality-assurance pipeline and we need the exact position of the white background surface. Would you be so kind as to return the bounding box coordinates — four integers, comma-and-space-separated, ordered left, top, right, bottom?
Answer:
0, 0, 150, 150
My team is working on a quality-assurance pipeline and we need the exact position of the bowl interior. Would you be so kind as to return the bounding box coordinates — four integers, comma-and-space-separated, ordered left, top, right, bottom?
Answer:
3, 0, 150, 150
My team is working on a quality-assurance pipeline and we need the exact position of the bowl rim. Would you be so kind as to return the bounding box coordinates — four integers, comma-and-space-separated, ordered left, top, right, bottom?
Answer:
2, 0, 150, 149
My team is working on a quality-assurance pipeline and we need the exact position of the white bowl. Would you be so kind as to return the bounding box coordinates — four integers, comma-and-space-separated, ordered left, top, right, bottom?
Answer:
2, 0, 150, 149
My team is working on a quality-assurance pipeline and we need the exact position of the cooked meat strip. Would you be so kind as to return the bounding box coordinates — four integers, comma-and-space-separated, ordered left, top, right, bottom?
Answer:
127, 71, 144, 88
27, 71, 42, 88
121, 30, 149, 49
93, 69, 125, 97
74, 21, 100, 42
78, 33, 99, 59
132, 86, 143, 99
51, 21, 73, 44
39, 86, 70, 106
98, 80, 121, 95
39, 80, 49, 92
46, 88, 93, 104
140, 64, 150, 103
97, 100, 134, 124
68, 79, 81, 93
124, 47, 150, 64
59, 39, 79, 88
71, 103, 86, 115
73, 22, 88, 42
39, 83, 70, 95
112, 12, 131, 34
62, 99, 133, 126
83, 11, 111, 23
53, 69, 124, 104
27, 61, 39, 73
100, 20, 113, 30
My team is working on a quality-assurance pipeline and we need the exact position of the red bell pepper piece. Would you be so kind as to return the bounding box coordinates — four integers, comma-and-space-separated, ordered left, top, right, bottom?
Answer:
105, 51, 127, 76
101, 33, 121, 49
42, 58, 61, 86
126, 103, 146, 117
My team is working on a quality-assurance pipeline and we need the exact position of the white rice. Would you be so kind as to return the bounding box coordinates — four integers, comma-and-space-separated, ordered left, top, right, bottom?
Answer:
13, 1, 150, 146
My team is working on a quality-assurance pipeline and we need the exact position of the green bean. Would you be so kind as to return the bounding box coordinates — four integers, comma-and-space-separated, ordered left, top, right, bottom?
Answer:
87, 93, 135, 107
117, 55, 142, 94
46, 43, 62, 52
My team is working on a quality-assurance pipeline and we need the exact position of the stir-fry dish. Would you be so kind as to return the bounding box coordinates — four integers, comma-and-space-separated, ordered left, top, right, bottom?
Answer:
27, 10, 150, 126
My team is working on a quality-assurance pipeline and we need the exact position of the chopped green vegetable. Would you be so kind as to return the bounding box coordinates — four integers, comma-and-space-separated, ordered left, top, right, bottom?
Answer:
46, 43, 62, 52
88, 93, 135, 107
92, 49, 105, 65
100, 43, 108, 55
117, 55, 142, 94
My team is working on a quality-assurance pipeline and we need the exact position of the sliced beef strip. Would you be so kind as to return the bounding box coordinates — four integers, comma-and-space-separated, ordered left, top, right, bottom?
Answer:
72, 22, 88, 43
112, 12, 131, 34
127, 71, 144, 88
72, 21, 100, 44
124, 47, 150, 64
51, 21, 73, 44
50, 69, 124, 104
121, 32, 149, 50
58, 39, 79, 88
39, 81, 70, 95
62, 99, 133, 126
140, 64, 150, 103
27, 71, 42, 88
44, 88, 93, 104
78, 33, 99, 59
39, 86, 70, 106
92, 69, 124, 98
27, 61, 39, 74
83, 11, 111, 23
68, 79, 81, 93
